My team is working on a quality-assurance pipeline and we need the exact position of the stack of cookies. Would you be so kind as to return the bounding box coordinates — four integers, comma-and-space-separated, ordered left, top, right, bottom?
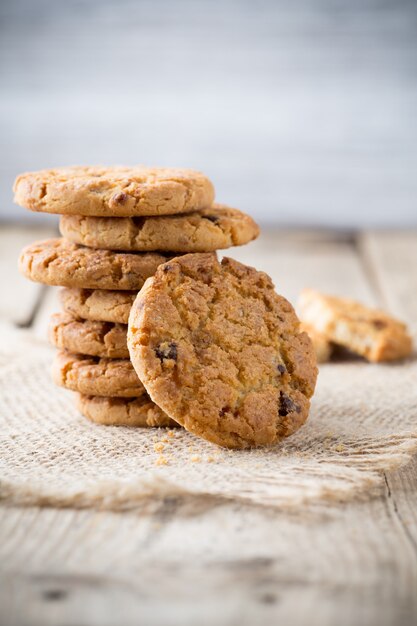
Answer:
14, 166, 413, 450
15, 166, 261, 431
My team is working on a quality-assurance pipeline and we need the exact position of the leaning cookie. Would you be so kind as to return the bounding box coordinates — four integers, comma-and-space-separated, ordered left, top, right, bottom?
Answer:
128, 253, 317, 450
298, 289, 412, 362
59, 205, 260, 252
19, 238, 169, 290
14, 165, 214, 217
60, 288, 136, 324
49, 313, 128, 358
76, 394, 178, 428
52, 351, 144, 397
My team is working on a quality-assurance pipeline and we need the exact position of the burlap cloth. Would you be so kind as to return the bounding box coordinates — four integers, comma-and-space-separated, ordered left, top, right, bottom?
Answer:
1, 324, 416, 510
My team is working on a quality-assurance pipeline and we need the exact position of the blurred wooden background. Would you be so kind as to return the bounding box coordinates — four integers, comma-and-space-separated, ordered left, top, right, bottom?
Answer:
1, 0, 417, 227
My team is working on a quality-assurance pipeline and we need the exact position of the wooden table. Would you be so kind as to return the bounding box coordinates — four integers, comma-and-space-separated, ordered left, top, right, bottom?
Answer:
1, 225, 416, 626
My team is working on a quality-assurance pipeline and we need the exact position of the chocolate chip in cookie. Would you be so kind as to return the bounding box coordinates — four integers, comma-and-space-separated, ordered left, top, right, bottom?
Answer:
278, 392, 301, 417
155, 341, 178, 363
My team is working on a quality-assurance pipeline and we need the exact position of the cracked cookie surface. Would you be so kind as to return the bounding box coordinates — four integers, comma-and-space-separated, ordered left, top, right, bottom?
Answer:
52, 351, 144, 397
60, 288, 136, 323
298, 289, 412, 362
76, 394, 178, 428
49, 312, 128, 358
128, 253, 318, 449
59, 205, 259, 252
19, 238, 169, 290
14, 165, 214, 217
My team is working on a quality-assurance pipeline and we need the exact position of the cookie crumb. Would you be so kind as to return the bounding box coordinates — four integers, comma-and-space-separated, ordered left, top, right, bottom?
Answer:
156, 455, 168, 466
154, 442, 165, 453
190, 455, 201, 463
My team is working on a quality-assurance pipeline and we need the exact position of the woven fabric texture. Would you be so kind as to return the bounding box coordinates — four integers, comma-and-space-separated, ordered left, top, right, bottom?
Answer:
1, 328, 416, 510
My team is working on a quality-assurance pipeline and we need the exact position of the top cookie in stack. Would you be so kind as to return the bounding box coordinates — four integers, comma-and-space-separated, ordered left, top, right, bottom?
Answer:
14, 165, 215, 217
15, 165, 260, 429
15, 165, 258, 253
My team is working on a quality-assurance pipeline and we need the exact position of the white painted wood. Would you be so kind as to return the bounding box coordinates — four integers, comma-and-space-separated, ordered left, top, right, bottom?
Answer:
0, 494, 416, 626
2, 2, 417, 227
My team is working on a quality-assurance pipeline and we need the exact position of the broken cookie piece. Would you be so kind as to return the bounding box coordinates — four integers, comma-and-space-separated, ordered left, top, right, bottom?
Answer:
298, 289, 412, 363
300, 322, 332, 363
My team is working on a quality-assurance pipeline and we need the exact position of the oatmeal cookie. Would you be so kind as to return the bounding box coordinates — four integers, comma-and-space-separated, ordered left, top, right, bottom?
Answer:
14, 165, 214, 217
19, 238, 168, 290
298, 289, 412, 362
76, 394, 177, 428
128, 253, 317, 449
300, 322, 332, 363
59, 205, 259, 252
52, 351, 144, 397
59, 288, 136, 324
48, 312, 128, 358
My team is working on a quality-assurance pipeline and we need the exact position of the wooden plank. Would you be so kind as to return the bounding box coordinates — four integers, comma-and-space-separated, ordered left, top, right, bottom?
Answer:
0, 224, 57, 326
359, 230, 417, 562
1, 230, 417, 626
358, 231, 417, 328
0, 494, 416, 626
